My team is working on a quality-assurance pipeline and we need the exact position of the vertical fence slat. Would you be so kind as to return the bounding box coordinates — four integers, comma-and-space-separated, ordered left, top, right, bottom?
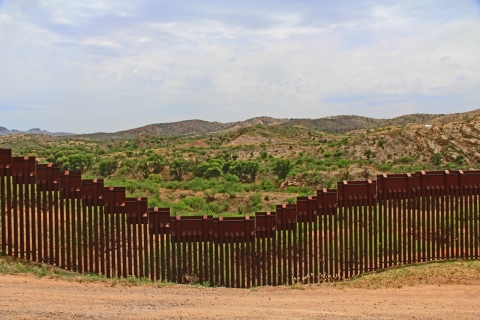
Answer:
0, 149, 9, 254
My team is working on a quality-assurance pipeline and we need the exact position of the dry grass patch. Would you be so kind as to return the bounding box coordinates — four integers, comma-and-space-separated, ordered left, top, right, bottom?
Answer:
0, 255, 174, 288
2, 254, 480, 290
333, 260, 480, 289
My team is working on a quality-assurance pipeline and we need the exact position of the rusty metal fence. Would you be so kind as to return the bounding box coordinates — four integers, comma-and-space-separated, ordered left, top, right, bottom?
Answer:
0, 148, 479, 287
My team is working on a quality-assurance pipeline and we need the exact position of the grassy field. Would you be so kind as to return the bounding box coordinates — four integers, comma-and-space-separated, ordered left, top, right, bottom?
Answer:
2, 254, 479, 290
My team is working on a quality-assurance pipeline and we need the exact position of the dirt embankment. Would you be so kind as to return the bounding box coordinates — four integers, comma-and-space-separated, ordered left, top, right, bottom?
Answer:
0, 274, 479, 319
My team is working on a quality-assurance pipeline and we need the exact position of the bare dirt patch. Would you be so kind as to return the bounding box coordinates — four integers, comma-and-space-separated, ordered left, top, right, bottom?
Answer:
177, 140, 210, 148
226, 135, 294, 146
0, 273, 479, 319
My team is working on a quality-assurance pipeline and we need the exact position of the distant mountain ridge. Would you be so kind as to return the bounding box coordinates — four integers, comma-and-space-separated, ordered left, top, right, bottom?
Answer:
0, 127, 74, 137
76, 109, 480, 139
8, 108, 480, 139
117, 116, 285, 136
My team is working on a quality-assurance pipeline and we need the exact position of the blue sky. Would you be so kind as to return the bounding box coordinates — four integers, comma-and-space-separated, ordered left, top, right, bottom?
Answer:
0, 0, 479, 133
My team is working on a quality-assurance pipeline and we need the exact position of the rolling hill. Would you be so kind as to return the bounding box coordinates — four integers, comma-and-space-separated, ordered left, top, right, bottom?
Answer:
70, 109, 480, 139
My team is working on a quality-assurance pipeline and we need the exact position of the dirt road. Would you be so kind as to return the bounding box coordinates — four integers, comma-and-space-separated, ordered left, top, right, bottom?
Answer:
0, 274, 479, 319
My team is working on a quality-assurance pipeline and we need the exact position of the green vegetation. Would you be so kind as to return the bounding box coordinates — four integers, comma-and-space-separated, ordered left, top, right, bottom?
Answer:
431, 153, 443, 166
0, 114, 476, 217
272, 158, 293, 180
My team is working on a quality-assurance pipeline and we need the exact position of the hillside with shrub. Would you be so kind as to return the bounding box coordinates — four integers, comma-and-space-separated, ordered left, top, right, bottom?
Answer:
1, 109, 478, 217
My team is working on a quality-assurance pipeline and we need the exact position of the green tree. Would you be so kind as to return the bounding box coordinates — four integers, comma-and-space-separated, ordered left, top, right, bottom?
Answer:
119, 159, 138, 177
230, 160, 249, 181
137, 158, 150, 179
222, 160, 233, 174
147, 154, 165, 174
98, 159, 118, 176
194, 159, 223, 179
272, 158, 294, 180
245, 161, 260, 182
54, 155, 70, 171
170, 158, 189, 181
55, 153, 94, 172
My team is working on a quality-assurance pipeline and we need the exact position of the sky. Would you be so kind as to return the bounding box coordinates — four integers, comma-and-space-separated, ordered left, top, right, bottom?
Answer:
0, 0, 479, 133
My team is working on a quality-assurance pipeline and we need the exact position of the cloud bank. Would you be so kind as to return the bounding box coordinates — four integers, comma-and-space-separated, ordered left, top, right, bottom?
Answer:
0, 0, 479, 133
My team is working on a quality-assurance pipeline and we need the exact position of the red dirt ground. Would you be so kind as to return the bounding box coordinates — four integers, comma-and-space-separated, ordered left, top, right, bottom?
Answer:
1, 274, 479, 319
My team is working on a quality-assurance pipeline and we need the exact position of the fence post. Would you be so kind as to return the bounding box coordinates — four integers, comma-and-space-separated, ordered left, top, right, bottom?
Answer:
0, 149, 12, 255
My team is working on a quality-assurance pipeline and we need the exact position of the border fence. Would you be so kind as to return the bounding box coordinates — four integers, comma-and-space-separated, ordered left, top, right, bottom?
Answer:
0, 148, 479, 287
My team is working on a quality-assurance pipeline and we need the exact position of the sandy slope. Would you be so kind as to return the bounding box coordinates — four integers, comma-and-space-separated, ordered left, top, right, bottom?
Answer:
0, 274, 479, 319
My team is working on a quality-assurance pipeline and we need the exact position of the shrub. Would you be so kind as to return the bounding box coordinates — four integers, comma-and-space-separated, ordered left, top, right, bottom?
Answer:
309, 174, 321, 184
185, 177, 210, 191
205, 202, 222, 214
251, 193, 262, 207
182, 196, 206, 211
125, 181, 136, 194
147, 174, 162, 183
272, 158, 294, 180
164, 181, 180, 191
363, 149, 373, 160
116, 167, 130, 176
455, 155, 465, 164
378, 139, 387, 148
337, 159, 350, 168
236, 205, 248, 215
323, 178, 335, 189
260, 180, 275, 191
224, 174, 239, 183
121, 159, 137, 168
399, 156, 414, 164
339, 168, 353, 181
171, 202, 192, 215
333, 149, 343, 158
285, 197, 296, 205
220, 201, 230, 212
377, 163, 392, 172
431, 153, 443, 166
203, 189, 216, 202
98, 159, 118, 176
